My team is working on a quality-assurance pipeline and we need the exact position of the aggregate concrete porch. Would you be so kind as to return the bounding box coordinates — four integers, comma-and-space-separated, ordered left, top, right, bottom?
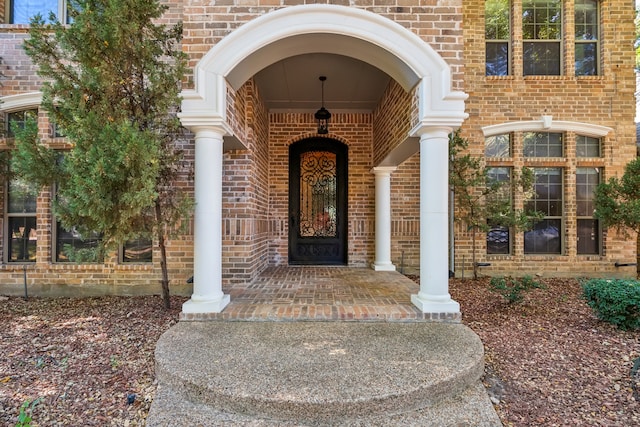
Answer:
180, 266, 460, 322
148, 267, 502, 426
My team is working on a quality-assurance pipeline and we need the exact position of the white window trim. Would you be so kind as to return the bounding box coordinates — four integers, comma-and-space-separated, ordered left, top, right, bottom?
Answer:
482, 116, 612, 138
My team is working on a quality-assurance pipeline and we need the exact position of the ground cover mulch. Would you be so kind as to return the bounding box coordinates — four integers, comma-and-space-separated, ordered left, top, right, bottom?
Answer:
0, 277, 638, 426
0, 295, 185, 426
449, 277, 640, 426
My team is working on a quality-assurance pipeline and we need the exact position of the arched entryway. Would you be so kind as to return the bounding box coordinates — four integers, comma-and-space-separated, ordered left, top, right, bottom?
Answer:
179, 4, 467, 316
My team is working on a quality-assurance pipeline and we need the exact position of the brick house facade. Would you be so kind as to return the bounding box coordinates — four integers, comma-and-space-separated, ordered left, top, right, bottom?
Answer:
0, 1, 636, 315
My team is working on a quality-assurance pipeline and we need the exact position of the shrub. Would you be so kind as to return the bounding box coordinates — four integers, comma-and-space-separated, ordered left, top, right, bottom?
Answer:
489, 275, 544, 304
582, 279, 640, 330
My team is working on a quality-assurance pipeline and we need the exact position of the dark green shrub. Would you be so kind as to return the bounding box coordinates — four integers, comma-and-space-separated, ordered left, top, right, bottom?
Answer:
582, 279, 640, 330
489, 275, 544, 304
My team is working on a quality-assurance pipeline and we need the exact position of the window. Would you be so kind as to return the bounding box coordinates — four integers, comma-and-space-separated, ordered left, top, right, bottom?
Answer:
524, 167, 563, 254
575, 0, 599, 76
486, 167, 512, 254
576, 167, 600, 254
6, 176, 38, 262
55, 224, 103, 263
6, 109, 37, 137
523, 132, 563, 157
8, 0, 70, 24
486, 0, 510, 76
576, 135, 601, 158
121, 237, 153, 263
522, 0, 562, 76
485, 134, 511, 158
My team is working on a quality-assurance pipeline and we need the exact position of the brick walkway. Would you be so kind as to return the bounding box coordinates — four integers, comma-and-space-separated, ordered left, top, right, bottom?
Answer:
180, 266, 460, 322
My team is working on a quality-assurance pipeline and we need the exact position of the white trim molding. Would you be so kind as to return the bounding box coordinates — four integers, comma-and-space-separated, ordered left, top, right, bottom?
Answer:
0, 92, 43, 112
180, 4, 467, 131
482, 116, 613, 138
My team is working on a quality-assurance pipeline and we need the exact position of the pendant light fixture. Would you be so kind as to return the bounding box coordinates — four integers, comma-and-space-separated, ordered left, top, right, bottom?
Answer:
314, 76, 331, 135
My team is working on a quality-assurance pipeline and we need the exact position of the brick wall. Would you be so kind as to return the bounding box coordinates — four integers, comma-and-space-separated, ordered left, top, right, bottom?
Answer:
458, 0, 637, 278
268, 112, 376, 267
178, 1, 464, 92
222, 79, 271, 283
1, 0, 637, 298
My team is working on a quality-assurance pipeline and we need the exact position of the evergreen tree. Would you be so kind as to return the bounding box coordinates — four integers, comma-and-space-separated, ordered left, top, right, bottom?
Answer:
449, 130, 542, 279
11, 0, 190, 308
594, 158, 640, 275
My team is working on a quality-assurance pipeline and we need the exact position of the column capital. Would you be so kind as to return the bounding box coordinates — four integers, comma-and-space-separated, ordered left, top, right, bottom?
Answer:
188, 123, 234, 138
409, 123, 455, 140
371, 166, 398, 175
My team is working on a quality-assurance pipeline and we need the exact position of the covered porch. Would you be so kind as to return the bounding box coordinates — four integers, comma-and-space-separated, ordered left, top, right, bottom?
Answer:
180, 266, 460, 322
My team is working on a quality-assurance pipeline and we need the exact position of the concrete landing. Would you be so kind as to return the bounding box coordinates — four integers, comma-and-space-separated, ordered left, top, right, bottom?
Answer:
147, 322, 502, 426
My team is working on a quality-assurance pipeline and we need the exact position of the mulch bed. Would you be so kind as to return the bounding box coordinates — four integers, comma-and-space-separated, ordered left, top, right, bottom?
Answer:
449, 277, 640, 426
0, 277, 638, 426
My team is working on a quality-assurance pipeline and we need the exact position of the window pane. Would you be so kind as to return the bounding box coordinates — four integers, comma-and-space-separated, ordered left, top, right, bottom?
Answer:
7, 109, 37, 137
524, 219, 561, 254
523, 132, 563, 157
486, 0, 510, 76
576, 167, 600, 216
575, 0, 598, 76
299, 151, 337, 238
525, 168, 562, 254
486, 42, 509, 76
529, 168, 563, 216
56, 223, 103, 263
576, 135, 600, 157
523, 0, 561, 76
8, 217, 37, 262
123, 238, 153, 263
485, 134, 511, 157
10, 0, 59, 24
577, 219, 599, 255
487, 166, 510, 183
486, 0, 510, 40
487, 225, 510, 254
486, 167, 511, 255
523, 0, 562, 40
575, 0, 598, 38
8, 178, 38, 213
576, 43, 597, 76
523, 42, 561, 75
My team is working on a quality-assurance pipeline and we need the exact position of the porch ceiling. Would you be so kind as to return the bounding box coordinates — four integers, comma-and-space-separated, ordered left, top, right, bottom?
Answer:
253, 53, 391, 113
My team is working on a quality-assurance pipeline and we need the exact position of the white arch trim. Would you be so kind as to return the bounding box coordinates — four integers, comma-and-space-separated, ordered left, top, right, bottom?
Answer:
483, 116, 613, 138
180, 4, 467, 130
0, 92, 43, 112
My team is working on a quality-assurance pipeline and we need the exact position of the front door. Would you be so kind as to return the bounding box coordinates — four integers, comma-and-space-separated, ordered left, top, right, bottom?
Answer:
289, 138, 348, 265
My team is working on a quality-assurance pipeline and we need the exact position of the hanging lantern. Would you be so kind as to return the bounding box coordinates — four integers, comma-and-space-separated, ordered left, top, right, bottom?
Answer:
314, 76, 331, 135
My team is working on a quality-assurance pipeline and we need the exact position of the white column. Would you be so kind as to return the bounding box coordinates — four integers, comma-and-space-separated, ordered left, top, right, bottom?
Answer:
372, 166, 397, 271
411, 127, 460, 314
182, 127, 230, 314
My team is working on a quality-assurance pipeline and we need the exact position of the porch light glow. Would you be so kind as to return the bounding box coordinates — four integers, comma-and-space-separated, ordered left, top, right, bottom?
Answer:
315, 76, 331, 134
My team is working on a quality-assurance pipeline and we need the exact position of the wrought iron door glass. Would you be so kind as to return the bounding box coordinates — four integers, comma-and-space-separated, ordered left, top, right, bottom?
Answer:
299, 151, 337, 238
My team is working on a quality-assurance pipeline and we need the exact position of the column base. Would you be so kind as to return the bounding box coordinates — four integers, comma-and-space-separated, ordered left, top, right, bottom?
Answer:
182, 294, 230, 314
411, 294, 460, 314
371, 262, 396, 272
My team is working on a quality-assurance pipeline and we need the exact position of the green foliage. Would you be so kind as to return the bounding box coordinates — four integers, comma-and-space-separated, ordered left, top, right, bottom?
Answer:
594, 158, 640, 275
594, 158, 640, 235
582, 279, 640, 331
9, 118, 62, 188
449, 130, 543, 278
15, 398, 41, 427
62, 244, 103, 263
12, 0, 191, 308
489, 275, 545, 304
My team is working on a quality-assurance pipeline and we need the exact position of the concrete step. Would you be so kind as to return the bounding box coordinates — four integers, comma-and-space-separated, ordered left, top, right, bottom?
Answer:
147, 322, 502, 426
